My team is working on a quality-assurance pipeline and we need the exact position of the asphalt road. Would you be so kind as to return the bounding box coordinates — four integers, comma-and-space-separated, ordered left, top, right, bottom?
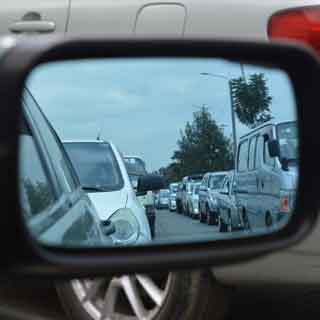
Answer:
154, 208, 221, 243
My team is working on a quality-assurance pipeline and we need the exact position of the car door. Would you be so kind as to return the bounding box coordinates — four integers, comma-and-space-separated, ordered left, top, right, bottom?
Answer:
22, 89, 104, 246
218, 177, 230, 221
254, 134, 267, 229
198, 176, 207, 213
247, 135, 259, 226
262, 131, 279, 223
235, 139, 249, 221
68, 0, 186, 36
0, 1, 69, 36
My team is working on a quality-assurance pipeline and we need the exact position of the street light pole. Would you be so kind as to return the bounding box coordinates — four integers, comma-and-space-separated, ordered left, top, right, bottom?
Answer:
228, 80, 237, 157
200, 72, 237, 157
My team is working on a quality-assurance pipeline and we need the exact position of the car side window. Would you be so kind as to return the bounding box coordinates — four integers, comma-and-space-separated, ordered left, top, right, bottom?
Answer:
255, 136, 264, 169
237, 140, 249, 172
248, 136, 257, 171
19, 119, 55, 218
264, 136, 275, 167
221, 178, 229, 193
23, 90, 77, 192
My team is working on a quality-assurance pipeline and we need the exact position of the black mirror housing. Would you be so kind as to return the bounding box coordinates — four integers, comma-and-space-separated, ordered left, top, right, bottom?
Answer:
268, 139, 281, 158
137, 174, 165, 193
2, 36, 320, 278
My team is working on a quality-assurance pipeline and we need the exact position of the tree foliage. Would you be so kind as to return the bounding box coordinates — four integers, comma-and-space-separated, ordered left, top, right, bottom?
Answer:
231, 73, 272, 129
159, 106, 234, 183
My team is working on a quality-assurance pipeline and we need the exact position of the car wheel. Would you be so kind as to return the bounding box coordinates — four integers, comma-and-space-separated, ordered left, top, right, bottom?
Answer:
56, 271, 229, 320
206, 206, 214, 226
265, 212, 273, 227
199, 211, 206, 223
242, 210, 250, 231
219, 217, 227, 233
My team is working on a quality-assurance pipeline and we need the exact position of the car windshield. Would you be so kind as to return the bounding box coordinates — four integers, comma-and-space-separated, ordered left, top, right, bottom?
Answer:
276, 121, 298, 162
160, 190, 170, 197
210, 175, 226, 190
124, 157, 147, 176
63, 142, 123, 192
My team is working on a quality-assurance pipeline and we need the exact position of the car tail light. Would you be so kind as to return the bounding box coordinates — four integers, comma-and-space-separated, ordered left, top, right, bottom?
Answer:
268, 6, 320, 55
280, 190, 291, 213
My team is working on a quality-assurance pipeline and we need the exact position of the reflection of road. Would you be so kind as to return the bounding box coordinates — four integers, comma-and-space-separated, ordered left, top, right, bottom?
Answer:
153, 209, 277, 244
155, 209, 218, 243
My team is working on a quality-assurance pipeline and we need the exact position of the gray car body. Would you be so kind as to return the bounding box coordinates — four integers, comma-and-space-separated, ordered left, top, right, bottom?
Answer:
234, 122, 297, 231
216, 171, 243, 231
198, 172, 228, 216
21, 89, 107, 247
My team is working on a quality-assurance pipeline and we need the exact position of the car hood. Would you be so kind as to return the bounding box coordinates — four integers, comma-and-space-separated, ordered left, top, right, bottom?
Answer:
88, 190, 128, 221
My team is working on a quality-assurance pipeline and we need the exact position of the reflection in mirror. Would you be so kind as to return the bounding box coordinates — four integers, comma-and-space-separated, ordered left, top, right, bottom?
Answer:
20, 58, 298, 248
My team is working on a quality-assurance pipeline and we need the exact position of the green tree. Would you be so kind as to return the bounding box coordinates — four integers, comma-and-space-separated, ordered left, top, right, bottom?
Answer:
165, 106, 233, 181
231, 73, 272, 129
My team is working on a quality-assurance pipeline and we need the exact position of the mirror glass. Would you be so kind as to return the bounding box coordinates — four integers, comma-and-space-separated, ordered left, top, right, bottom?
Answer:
20, 57, 298, 248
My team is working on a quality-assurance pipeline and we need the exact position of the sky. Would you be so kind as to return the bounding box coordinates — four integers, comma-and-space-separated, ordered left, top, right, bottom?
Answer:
26, 58, 297, 172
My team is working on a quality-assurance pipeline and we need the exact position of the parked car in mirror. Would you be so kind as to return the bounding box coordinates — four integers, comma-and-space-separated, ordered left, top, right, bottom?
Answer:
169, 182, 179, 211
234, 121, 298, 231
63, 140, 152, 245
216, 170, 244, 232
156, 189, 170, 210
186, 182, 201, 218
199, 172, 228, 225
20, 89, 108, 248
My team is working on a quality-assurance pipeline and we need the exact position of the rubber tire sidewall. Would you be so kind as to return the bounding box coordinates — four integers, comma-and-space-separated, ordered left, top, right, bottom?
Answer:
56, 270, 229, 320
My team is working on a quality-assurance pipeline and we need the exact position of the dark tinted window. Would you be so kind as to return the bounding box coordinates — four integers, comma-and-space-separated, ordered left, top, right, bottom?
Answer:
264, 134, 275, 167
64, 142, 124, 191
238, 140, 249, 172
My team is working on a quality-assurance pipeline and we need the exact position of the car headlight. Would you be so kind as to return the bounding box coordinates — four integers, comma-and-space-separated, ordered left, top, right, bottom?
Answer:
106, 208, 140, 246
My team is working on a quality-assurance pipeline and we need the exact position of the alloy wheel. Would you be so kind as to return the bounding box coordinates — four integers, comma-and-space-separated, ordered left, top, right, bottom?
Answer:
71, 273, 172, 320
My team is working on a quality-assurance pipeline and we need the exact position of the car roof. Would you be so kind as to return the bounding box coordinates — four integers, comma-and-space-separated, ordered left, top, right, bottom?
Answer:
63, 139, 109, 144
124, 155, 143, 159
239, 122, 275, 140
204, 171, 229, 177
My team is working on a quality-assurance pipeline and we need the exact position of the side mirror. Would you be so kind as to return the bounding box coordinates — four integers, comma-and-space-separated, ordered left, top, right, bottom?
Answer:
10, 37, 318, 278
268, 139, 281, 158
137, 174, 165, 195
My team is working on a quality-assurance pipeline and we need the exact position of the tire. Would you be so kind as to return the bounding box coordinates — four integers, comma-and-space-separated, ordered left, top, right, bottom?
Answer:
56, 270, 229, 320
199, 211, 206, 223
207, 205, 216, 226
150, 224, 155, 238
187, 204, 191, 217
227, 212, 233, 232
242, 210, 250, 230
219, 217, 228, 233
265, 212, 273, 228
